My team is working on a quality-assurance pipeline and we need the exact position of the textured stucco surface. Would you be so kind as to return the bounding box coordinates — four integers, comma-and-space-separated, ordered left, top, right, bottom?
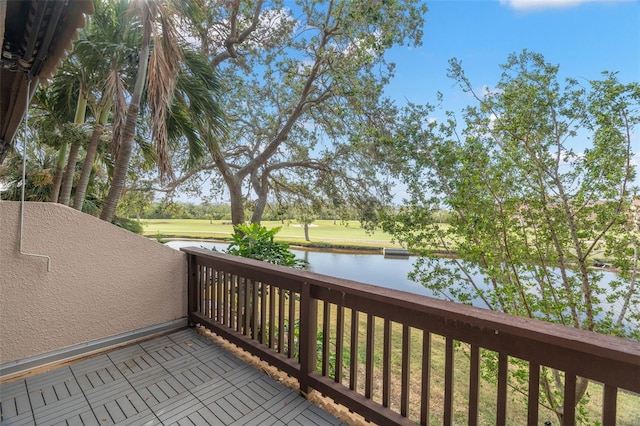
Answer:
0, 201, 187, 364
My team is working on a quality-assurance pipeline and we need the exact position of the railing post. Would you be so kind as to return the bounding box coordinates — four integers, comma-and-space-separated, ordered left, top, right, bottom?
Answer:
187, 253, 198, 326
299, 281, 317, 397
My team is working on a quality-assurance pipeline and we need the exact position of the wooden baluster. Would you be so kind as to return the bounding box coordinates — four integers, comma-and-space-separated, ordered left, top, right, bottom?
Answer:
251, 279, 259, 339
401, 324, 411, 417
269, 285, 276, 348
243, 278, 251, 335
468, 345, 480, 425
260, 282, 267, 344
527, 362, 540, 426
278, 287, 285, 353
207, 266, 212, 318
335, 304, 344, 383
444, 337, 454, 426
323, 302, 331, 375
216, 270, 223, 323
365, 314, 374, 399
299, 282, 317, 395
421, 331, 431, 426
496, 353, 508, 426
350, 310, 359, 391
229, 274, 235, 329
563, 374, 577, 426
237, 277, 244, 333
288, 290, 295, 357
211, 269, 218, 321
602, 384, 617, 426
383, 318, 391, 408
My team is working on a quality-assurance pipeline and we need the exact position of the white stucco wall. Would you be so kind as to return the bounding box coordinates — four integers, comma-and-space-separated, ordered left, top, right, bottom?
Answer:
0, 201, 187, 365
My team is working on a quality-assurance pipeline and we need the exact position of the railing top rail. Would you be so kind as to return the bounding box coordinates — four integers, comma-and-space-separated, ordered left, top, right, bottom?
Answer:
181, 247, 640, 366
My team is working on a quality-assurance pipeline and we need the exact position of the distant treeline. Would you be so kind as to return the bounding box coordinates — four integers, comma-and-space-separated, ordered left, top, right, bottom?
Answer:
137, 202, 349, 221
135, 202, 454, 224
141, 202, 233, 220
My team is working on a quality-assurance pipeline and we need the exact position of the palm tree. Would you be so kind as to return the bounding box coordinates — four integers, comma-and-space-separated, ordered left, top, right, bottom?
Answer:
58, 83, 88, 206
35, 75, 78, 203
8, 0, 224, 217
73, 0, 136, 211
0, 144, 58, 202
100, 0, 180, 222
73, 104, 110, 211
100, 0, 226, 223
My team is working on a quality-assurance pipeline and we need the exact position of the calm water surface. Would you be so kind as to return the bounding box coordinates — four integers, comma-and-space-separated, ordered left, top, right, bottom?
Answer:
166, 240, 622, 312
165, 240, 433, 297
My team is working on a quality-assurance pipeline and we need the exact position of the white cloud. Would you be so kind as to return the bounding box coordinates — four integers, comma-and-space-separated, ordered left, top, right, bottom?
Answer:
499, 0, 632, 11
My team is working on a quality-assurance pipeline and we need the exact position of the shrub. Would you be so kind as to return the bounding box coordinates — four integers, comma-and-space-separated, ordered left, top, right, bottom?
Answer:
112, 216, 143, 234
225, 223, 307, 268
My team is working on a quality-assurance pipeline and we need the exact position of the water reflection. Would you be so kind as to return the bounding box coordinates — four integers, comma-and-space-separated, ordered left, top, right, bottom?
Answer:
165, 240, 433, 297
165, 240, 622, 314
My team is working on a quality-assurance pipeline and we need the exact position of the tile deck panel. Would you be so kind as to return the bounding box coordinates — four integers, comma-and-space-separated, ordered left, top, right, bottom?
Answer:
0, 329, 346, 426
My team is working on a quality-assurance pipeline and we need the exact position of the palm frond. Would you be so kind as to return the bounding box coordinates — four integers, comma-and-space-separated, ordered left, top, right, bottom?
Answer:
147, 0, 183, 181
165, 101, 203, 169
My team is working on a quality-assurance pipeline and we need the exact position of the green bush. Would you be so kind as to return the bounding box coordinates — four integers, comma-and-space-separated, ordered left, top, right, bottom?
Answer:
112, 217, 144, 234
225, 223, 307, 268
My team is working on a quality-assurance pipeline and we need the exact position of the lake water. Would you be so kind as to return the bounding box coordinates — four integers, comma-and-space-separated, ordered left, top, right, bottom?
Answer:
165, 240, 623, 313
165, 240, 434, 297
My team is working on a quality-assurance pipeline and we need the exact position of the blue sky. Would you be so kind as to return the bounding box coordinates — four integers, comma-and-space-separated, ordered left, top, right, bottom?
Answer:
384, 0, 639, 111
378, 0, 640, 197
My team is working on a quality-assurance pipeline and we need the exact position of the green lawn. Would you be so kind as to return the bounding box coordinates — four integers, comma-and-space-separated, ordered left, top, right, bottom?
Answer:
141, 219, 404, 249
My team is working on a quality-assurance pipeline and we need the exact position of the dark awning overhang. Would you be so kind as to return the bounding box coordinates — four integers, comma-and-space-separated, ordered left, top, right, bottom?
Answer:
1, 0, 93, 164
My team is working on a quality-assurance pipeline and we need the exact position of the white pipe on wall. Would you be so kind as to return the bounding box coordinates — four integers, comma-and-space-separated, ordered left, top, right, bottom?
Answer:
19, 77, 51, 272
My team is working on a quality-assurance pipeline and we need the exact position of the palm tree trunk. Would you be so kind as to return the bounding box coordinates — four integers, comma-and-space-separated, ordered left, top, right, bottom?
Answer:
74, 106, 109, 211
100, 104, 140, 222
49, 143, 67, 202
58, 93, 88, 205
58, 143, 80, 205
100, 13, 151, 223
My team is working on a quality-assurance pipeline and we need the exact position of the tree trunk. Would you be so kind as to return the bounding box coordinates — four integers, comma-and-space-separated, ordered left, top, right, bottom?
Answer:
59, 94, 88, 206
100, 15, 150, 223
74, 105, 109, 211
229, 179, 245, 225
250, 172, 268, 224
214, 149, 246, 225
100, 104, 140, 222
304, 223, 309, 241
73, 120, 105, 211
49, 143, 67, 202
58, 143, 80, 206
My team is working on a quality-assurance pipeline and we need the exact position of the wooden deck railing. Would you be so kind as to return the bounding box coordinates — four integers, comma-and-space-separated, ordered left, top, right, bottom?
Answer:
182, 247, 640, 426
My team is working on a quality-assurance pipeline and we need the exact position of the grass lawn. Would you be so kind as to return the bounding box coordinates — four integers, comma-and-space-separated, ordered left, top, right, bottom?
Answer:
141, 218, 404, 249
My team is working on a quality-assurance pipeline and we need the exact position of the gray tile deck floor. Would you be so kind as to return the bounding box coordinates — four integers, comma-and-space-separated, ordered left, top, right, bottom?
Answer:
0, 328, 347, 426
